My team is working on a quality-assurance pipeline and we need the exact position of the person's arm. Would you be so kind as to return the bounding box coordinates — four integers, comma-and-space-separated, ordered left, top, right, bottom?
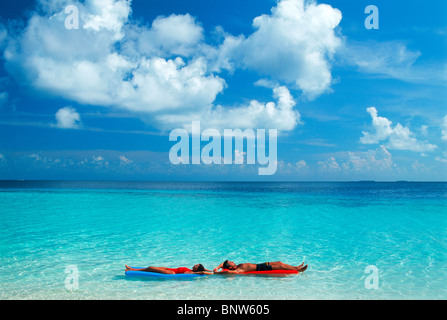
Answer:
184, 270, 214, 275
213, 262, 224, 273
193, 271, 214, 275
215, 269, 239, 274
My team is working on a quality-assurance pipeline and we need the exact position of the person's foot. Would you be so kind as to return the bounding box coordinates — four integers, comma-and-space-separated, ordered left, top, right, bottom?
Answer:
292, 262, 304, 270
125, 264, 132, 271
299, 265, 308, 272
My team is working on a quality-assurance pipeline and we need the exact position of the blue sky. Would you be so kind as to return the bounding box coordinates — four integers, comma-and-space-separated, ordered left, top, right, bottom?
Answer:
0, 0, 446, 181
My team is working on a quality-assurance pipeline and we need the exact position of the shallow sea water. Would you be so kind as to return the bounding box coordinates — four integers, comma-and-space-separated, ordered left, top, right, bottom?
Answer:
0, 181, 446, 300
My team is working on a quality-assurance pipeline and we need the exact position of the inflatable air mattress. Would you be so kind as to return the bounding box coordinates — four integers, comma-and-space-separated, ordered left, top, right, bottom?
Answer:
125, 267, 204, 279
220, 269, 298, 275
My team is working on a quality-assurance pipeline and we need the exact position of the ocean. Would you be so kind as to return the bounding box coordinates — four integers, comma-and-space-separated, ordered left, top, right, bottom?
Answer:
0, 181, 446, 300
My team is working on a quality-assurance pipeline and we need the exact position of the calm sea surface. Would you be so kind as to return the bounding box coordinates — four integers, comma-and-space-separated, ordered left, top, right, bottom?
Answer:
0, 181, 446, 300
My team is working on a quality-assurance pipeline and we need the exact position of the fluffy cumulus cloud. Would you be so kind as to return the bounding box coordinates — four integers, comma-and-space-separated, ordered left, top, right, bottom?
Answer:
345, 146, 393, 172
54, 106, 81, 129
315, 146, 395, 177
295, 160, 307, 168
130, 13, 205, 57
360, 107, 437, 152
2, 0, 342, 131
157, 85, 301, 131
220, 0, 342, 98
5, 0, 224, 118
317, 156, 341, 172
119, 155, 133, 165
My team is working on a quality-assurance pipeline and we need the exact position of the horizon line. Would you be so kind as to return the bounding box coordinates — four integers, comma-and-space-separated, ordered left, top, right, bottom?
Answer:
1, 179, 446, 183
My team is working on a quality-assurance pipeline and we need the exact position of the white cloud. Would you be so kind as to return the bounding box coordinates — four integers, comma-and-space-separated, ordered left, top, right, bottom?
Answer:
3, 0, 341, 132
360, 107, 393, 144
441, 115, 447, 141
55, 107, 81, 129
119, 155, 133, 164
360, 107, 437, 152
316, 146, 394, 176
158, 86, 301, 131
291, 159, 309, 175
29, 153, 42, 161
317, 157, 341, 172
92, 155, 104, 162
254, 78, 279, 89
83, 0, 131, 40
341, 40, 420, 79
220, 0, 342, 98
4, 0, 225, 129
295, 160, 307, 168
142, 14, 205, 57
434, 149, 447, 164
339, 40, 447, 85
435, 155, 447, 163
345, 146, 393, 172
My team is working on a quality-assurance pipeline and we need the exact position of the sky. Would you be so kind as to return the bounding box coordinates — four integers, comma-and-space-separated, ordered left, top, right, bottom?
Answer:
0, 0, 446, 181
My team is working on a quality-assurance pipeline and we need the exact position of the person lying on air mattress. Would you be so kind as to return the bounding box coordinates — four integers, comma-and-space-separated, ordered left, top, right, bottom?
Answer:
213, 260, 308, 274
125, 264, 213, 275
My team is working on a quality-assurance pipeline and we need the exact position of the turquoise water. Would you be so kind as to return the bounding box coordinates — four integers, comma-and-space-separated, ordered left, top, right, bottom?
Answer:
0, 181, 446, 300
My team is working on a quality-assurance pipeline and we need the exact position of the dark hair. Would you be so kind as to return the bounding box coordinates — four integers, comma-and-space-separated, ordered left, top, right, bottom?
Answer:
223, 260, 230, 269
196, 264, 205, 272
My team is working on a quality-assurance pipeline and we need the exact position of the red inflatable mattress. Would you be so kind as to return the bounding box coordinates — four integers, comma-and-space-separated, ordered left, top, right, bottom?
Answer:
220, 269, 298, 274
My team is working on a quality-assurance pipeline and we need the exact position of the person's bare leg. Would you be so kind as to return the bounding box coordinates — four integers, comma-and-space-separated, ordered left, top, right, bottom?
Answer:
125, 265, 175, 274
269, 261, 307, 271
143, 267, 175, 274
126, 264, 150, 271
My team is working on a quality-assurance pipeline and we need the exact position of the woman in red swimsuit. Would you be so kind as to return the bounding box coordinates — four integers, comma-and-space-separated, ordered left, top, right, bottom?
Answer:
125, 264, 212, 274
